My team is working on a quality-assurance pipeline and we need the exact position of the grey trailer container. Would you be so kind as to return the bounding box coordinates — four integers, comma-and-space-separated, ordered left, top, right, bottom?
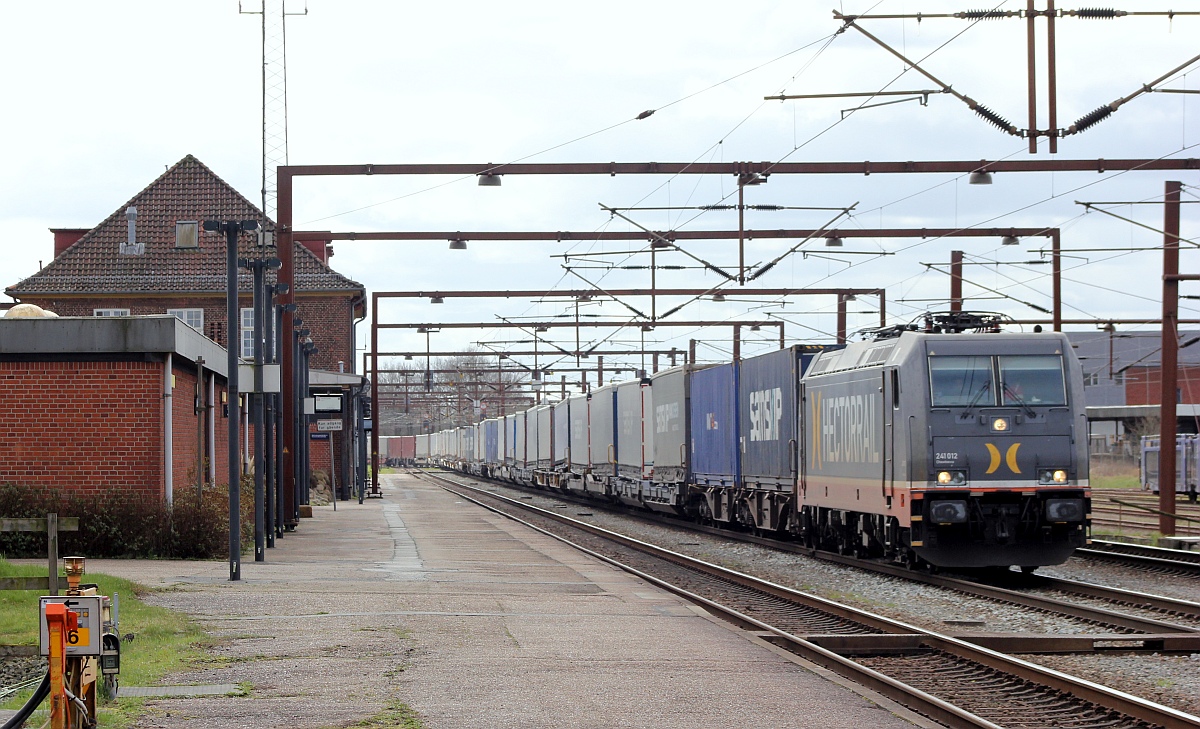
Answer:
614, 377, 652, 505
646, 365, 698, 513
739, 345, 828, 489
514, 410, 528, 473
566, 394, 590, 494
533, 405, 553, 469
416, 433, 430, 464
689, 362, 739, 487
615, 378, 652, 477
503, 414, 517, 465
552, 398, 571, 467
650, 366, 690, 484
588, 384, 617, 492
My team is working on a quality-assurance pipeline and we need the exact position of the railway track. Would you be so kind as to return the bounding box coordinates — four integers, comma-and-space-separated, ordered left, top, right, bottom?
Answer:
1076, 539, 1200, 577
1090, 493, 1200, 539
415, 469, 1200, 729
422, 468, 1200, 647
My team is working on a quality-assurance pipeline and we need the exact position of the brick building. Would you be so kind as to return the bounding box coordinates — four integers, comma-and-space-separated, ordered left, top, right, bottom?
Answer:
0, 315, 230, 502
5, 155, 367, 495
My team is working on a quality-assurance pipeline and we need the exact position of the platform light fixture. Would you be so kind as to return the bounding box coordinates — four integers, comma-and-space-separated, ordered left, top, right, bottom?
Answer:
430, 296, 444, 304
1001, 235, 1020, 246
449, 238, 467, 250
712, 293, 726, 302
825, 235, 843, 247
969, 170, 993, 185
478, 173, 502, 187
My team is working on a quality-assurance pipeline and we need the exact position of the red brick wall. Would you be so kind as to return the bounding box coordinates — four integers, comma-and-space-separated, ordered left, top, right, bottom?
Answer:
0, 361, 164, 498
1125, 365, 1200, 405
296, 295, 358, 372
0, 358, 247, 501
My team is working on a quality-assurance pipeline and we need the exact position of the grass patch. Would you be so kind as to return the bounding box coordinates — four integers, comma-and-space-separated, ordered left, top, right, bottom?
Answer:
340, 698, 424, 728
0, 558, 207, 726
1090, 459, 1142, 490
1091, 472, 1142, 490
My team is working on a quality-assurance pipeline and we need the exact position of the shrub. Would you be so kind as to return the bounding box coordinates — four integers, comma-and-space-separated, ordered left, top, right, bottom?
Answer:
0, 476, 256, 559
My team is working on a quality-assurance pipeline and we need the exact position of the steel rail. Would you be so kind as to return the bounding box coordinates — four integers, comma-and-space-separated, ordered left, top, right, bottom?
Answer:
435, 467, 1200, 640
419, 470, 1200, 728
422, 474, 999, 729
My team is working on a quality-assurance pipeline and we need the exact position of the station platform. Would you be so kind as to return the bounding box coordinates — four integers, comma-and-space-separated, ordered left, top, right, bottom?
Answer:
49, 472, 932, 728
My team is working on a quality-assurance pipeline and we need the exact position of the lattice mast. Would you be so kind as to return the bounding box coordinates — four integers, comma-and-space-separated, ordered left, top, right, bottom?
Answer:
242, 1, 305, 231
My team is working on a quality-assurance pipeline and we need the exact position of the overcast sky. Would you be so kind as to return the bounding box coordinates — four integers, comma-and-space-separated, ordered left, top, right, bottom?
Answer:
3, 1, 1199, 381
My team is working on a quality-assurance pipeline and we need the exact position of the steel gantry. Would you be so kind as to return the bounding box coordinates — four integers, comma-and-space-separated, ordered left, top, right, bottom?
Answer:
273, 157, 1200, 525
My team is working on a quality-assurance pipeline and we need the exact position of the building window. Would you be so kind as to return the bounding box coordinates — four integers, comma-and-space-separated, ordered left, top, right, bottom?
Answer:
240, 307, 255, 359
175, 221, 199, 249
168, 308, 204, 331
94, 308, 130, 317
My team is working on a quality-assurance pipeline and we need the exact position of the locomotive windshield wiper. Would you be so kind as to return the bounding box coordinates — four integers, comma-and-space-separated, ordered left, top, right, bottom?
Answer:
1002, 383, 1037, 419
962, 381, 991, 414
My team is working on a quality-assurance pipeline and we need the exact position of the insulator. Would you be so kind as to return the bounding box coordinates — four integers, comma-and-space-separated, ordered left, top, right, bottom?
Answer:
1072, 8, 1123, 19
700, 204, 734, 211
956, 9, 1015, 19
973, 104, 1016, 132
1071, 105, 1114, 133
749, 205, 784, 211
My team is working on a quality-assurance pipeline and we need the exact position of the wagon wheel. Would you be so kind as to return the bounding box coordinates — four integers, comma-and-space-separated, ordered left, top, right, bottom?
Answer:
737, 502, 760, 537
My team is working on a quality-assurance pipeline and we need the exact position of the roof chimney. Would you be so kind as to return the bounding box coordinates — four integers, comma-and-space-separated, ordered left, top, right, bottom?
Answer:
300, 235, 332, 264
120, 206, 144, 255
51, 228, 89, 259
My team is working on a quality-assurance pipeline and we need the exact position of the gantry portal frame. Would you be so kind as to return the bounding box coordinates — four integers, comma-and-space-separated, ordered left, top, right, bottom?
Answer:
274, 156, 1200, 526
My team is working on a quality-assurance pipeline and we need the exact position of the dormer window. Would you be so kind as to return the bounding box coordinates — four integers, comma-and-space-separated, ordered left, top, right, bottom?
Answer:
176, 221, 199, 249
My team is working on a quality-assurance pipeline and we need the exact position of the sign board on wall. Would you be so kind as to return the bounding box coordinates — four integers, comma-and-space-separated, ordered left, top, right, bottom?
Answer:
316, 419, 343, 432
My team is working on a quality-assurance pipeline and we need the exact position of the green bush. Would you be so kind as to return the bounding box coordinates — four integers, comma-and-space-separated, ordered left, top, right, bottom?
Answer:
0, 477, 255, 559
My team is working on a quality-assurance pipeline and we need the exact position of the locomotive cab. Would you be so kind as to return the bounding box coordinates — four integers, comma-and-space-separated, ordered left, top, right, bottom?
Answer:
912, 337, 1090, 568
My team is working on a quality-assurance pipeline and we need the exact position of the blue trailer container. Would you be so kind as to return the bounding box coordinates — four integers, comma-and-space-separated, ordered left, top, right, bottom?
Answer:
484, 418, 500, 465
588, 384, 618, 483
689, 362, 738, 487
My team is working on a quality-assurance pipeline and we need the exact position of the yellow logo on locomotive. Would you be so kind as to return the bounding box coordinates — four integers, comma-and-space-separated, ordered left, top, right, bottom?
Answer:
984, 443, 1022, 474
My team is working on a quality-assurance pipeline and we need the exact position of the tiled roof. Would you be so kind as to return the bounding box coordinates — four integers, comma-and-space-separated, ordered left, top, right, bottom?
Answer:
6, 155, 364, 297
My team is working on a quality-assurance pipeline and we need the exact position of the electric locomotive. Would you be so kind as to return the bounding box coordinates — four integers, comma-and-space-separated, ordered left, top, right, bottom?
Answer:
799, 313, 1090, 569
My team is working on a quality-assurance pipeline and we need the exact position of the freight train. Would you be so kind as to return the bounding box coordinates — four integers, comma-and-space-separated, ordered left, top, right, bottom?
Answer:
415, 312, 1090, 570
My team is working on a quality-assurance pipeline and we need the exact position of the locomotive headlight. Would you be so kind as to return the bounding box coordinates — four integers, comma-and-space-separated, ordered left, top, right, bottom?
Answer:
991, 417, 1010, 432
1039, 469, 1069, 484
936, 470, 967, 486
1045, 498, 1084, 522
929, 500, 969, 524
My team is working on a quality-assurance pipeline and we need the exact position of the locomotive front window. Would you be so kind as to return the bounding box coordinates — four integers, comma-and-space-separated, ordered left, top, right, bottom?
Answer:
998, 355, 1066, 406
929, 356, 995, 407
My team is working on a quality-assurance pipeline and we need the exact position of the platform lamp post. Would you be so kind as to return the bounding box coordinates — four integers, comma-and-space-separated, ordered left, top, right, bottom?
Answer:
239, 255, 280, 563
204, 218, 259, 583
300, 338, 317, 508
263, 282, 289, 548
292, 324, 310, 518
275, 302, 295, 538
